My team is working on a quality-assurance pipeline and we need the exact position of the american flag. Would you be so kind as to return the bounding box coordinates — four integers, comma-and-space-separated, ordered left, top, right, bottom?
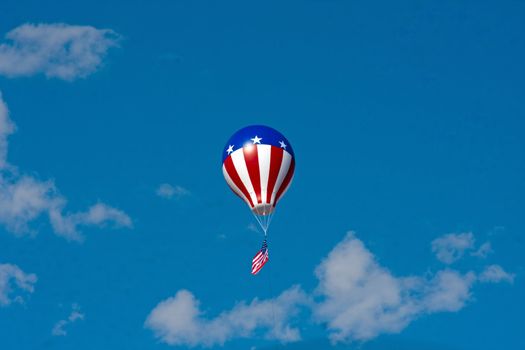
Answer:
251, 239, 269, 275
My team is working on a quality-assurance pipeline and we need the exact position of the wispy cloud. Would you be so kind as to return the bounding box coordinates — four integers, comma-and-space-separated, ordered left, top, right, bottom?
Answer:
479, 265, 515, 284
431, 232, 475, 264
156, 183, 190, 200
145, 231, 515, 346
471, 242, 493, 258
0, 94, 15, 169
0, 23, 120, 80
145, 286, 309, 347
49, 202, 132, 241
52, 303, 85, 336
0, 263, 37, 306
0, 93, 131, 241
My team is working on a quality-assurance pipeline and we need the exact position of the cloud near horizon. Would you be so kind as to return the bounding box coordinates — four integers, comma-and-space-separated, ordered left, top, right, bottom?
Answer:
145, 286, 309, 347
0, 23, 120, 80
314, 233, 475, 343
0, 93, 132, 241
145, 231, 515, 347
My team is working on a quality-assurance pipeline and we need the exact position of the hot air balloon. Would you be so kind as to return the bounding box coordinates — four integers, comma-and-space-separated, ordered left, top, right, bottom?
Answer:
222, 125, 295, 236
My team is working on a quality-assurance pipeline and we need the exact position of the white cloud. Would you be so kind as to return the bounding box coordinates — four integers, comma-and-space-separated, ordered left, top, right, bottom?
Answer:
0, 263, 37, 306
431, 232, 475, 264
471, 242, 493, 258
0, 23, 120, 80
479, 265, 515, 284
420, 269, 475, 313
145, 231, 515, 346
156, 183, 190, 199
0, 94, 16, 168
49, 203, 133, 241
0, 93, 131, 241
52, 303, 85, 336
145, 286, 309, 347
0, 175, 57, 234
314, 232, 475, 343
0, 173, 132, 242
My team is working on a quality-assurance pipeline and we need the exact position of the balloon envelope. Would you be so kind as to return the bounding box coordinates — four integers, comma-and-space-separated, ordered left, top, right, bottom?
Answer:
222, 125, 295, 231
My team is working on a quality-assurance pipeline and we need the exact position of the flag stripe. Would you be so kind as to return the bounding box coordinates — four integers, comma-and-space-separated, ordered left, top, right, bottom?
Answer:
251, 240, 269, 275
251, 253, 268, 275
253, 255, 265, 264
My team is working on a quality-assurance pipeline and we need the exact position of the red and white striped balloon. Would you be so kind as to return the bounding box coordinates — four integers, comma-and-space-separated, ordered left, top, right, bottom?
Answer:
222, 125, 295, 232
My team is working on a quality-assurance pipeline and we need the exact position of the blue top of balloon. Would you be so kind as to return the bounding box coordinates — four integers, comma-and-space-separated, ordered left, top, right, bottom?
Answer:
222, 125, 295, 162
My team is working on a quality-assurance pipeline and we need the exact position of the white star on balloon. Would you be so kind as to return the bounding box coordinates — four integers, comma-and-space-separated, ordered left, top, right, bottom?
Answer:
251, 136, 262, 144
279, 141, 287, 149
226, 145, 234, 155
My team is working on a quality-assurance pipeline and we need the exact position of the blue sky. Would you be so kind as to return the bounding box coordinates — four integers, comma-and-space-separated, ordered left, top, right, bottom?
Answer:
0, 0, 524, 349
